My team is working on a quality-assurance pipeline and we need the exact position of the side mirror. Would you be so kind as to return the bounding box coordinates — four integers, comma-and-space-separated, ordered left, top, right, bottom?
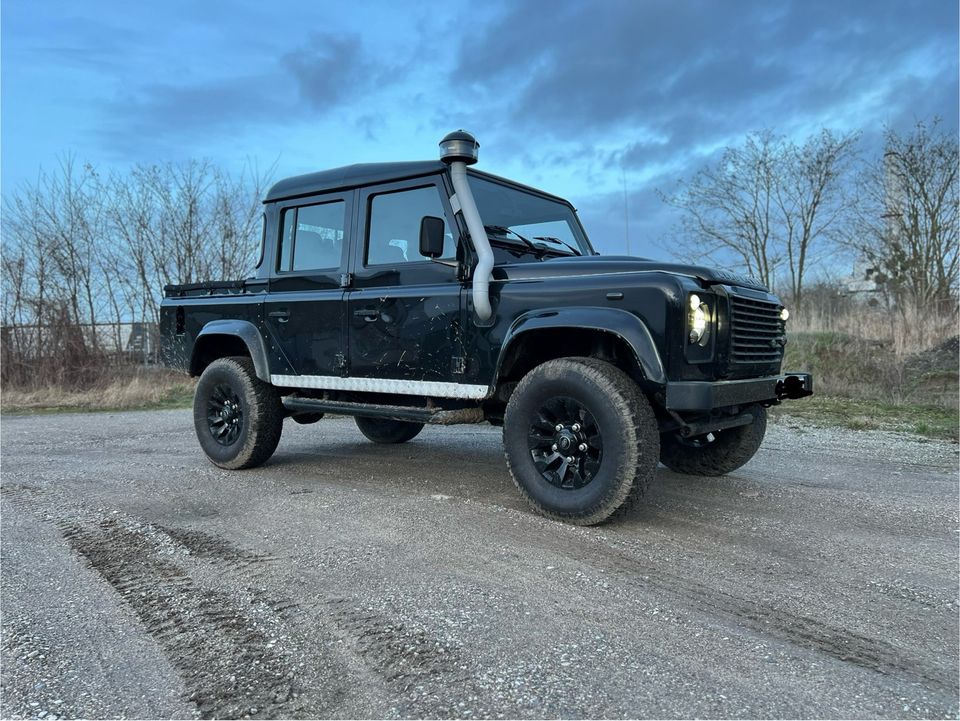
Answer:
419, 216, 445, 258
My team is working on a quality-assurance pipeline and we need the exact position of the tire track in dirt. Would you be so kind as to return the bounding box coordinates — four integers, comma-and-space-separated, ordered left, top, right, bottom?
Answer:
558, 531, 955, 690
2, 483, 480, 718
62, 517, 306, 719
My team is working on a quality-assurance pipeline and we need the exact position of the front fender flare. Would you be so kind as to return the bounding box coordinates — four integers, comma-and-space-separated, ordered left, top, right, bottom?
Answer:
193, 319, 271, 382
495, 307, 666, 386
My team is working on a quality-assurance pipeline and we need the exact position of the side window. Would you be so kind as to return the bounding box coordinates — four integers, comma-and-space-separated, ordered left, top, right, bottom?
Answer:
366, 185, 454, 266
277, 199, 346, 272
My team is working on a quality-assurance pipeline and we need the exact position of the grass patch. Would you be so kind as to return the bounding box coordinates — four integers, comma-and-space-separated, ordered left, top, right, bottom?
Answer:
771, 395, 959, 441
783, 332, 959, 407
1, 369, 196, 415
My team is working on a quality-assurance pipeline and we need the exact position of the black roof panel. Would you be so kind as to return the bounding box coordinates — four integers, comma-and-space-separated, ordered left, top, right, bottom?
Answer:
263, 160, 574, 207
264, 161, 446, 202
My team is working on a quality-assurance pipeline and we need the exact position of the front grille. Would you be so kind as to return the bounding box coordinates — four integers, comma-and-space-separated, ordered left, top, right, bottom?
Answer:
729, 295, 784, 364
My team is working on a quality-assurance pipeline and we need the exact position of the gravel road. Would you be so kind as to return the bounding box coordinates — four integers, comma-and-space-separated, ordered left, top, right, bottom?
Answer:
1, 410, 957, 719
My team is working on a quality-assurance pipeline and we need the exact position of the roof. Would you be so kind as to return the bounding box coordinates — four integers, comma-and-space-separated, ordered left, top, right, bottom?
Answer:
264, 161, 447, 202
263, 160, 575, 207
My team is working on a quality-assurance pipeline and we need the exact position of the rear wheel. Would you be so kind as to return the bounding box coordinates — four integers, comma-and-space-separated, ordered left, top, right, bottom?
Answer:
659, 406, 767, 476
503, 357, 659, 525
355, 416, 424, 444
193, 356, 283, 469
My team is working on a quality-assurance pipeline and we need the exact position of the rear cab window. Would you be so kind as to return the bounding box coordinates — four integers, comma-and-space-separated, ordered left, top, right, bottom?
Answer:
278, 199, 347, 272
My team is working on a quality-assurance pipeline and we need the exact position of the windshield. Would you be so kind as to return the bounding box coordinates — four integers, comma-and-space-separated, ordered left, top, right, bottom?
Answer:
467, 175, 594, 256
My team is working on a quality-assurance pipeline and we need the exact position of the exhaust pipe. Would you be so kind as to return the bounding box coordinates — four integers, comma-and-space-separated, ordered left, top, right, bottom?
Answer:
440, 130, 494, 321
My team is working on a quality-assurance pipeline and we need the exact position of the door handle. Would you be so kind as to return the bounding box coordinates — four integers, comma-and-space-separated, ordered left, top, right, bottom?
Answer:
353, 308, 379, 322
269, 310, 290, 323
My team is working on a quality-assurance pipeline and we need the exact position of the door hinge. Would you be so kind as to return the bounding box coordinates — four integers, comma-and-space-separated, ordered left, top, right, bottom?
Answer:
339, 273, 352, 288
451, 356, 467, 375
335, 353, 348, 374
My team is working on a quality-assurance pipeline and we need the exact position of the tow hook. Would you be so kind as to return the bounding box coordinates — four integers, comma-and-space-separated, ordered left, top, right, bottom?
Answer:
777, 373, 814, 400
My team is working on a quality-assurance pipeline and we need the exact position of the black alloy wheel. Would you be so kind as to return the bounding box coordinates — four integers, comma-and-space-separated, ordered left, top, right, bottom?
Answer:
527, 396, 603, 490
207, 383, 244, 446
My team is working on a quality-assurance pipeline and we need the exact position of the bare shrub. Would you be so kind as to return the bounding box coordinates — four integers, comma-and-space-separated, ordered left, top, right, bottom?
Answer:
1, 156, 271, 392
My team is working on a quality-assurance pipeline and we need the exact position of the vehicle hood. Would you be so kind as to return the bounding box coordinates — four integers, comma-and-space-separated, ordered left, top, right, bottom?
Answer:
492, 255, 769, 292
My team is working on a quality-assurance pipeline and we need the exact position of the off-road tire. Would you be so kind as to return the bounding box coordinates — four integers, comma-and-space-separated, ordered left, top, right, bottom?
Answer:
355, 416, 424, 444
503, 357, 659, 525
193, 356, 284, 470
659, 406, 767, 476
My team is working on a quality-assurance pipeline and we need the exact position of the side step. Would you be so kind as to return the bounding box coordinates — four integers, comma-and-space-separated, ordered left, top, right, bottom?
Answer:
283, 396, 485, 425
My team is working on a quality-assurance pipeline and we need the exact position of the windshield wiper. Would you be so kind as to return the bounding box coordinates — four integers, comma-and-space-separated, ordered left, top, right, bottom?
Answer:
533, 236, 582, 256
484, 225, 544, 256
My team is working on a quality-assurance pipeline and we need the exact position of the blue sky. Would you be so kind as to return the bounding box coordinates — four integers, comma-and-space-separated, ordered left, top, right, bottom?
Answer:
2, 0, 957, 257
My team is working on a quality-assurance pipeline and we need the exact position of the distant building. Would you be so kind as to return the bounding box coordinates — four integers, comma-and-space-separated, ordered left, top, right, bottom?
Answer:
844, 258, 880, 294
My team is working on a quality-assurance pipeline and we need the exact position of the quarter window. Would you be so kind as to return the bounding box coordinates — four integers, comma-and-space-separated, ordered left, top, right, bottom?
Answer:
366, 185, 454, 266
278, 199, 346, 272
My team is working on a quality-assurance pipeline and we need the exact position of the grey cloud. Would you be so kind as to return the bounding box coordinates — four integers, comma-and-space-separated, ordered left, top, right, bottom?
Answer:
97, 32, 382, 160
452, 0, 957, 167
96, 73, 292, 160
443, 0, 957, 252
282, 34, 372, 109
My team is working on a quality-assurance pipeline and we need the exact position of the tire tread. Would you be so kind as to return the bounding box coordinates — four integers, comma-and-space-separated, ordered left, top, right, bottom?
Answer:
503, 357, 659, 525
193, 356, 283, 470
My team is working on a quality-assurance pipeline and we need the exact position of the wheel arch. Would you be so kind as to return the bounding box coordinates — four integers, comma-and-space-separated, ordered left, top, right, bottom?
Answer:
493, 307, 666, 389
190, 319, 271, 382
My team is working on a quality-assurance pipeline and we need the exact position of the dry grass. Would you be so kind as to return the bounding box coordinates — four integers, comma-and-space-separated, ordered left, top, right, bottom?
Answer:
782, 331, 958, 408
777, 303, 958, 440
789, 301, 958, 358
1, 367, 195, 414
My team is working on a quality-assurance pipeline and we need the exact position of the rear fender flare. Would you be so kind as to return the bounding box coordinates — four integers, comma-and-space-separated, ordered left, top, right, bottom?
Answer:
192, 319, 271, 382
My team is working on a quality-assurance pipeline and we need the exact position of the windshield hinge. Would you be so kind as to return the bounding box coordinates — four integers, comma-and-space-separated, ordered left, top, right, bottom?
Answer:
451, 356, 467, 375
339, 273, 352, 288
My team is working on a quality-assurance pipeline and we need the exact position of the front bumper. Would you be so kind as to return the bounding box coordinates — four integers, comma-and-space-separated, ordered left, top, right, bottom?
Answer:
664, 372, 813, 411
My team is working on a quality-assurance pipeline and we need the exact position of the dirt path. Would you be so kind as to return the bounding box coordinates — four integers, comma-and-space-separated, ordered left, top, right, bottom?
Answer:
1, 410, 957, 718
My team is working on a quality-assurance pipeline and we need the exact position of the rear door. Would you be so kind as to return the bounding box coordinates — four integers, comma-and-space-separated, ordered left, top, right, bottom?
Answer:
346, 178, 468, 389
264, 191, 353, 379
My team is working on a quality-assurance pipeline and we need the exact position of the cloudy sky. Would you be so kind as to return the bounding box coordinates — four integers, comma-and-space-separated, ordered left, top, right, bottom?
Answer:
2, 0, 957, 257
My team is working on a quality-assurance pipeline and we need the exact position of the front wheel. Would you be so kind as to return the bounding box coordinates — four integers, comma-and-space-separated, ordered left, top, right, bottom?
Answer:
193, 356, 284, 469
503, 357, 659, 525
659, 406, 767, 476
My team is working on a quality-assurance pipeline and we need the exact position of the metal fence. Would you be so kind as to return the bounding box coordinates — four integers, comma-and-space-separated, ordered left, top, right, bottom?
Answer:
1, 321, 159, 360
1, 321, 160, 388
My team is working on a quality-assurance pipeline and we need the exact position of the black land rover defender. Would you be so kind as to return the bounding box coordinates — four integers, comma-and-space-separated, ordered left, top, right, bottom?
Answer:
160, 131, 812, 525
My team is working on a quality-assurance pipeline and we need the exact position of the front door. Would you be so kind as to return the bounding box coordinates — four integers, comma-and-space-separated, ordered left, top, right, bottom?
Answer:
265, 191, 353, 380
347, 178, 467, 391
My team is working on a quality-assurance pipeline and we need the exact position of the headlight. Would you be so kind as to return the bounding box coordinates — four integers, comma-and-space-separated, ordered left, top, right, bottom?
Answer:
780, 307, 790, 321
688, 294, 710, 344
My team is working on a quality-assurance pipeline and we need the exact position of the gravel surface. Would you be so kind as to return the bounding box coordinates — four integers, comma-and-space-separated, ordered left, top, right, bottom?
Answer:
1, 410, 957, 719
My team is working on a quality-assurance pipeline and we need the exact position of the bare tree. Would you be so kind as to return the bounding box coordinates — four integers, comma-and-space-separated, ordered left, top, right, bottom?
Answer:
661, 131, 782, 288
848, 119, 958, 311
775, 130, 859, 312
661, 129, 859, 308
